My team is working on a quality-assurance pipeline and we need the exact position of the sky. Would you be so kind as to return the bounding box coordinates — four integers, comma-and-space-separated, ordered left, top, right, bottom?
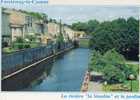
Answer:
1, 4, 139, 25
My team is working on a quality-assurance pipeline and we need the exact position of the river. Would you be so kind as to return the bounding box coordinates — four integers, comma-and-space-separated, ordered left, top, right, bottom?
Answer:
24, 48, 90, 91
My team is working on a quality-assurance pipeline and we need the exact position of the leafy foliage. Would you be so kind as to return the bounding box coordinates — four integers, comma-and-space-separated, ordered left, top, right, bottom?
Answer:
12, 36, 39, 50
56, 33, 64, 43
89, 49, 137, 84
25, 34, 37, 43
29, 12, 43, 19
71, 20, 99, 34
13, 37, 25, 49
71, 17, 139, 60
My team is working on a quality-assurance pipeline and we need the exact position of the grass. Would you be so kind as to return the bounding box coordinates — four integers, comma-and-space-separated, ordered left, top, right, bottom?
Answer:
103, 84, 124, 92
127, 64, 139, 72
126, 60, 139, 72
123, 80, 139, 92
3, 43, 40, 53
79, 39, 89, 48
2, 47, 17, 53
30, 43, 39, 48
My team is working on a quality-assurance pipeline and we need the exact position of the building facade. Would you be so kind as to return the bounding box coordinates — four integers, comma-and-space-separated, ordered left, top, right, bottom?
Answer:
47, 22, 60, 37
2, 8, 48, 45
63, 25, 75, 41
2, 9, 11, 47
2, 8, 81, 47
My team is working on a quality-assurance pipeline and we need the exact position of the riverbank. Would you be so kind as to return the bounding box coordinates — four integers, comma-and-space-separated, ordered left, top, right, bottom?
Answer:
81, 71, 90, 92
87, 71, 103, 92
2, 48, 90, 91
2, 45, 74, 80
24, 48, 90, 91
2, 44, 74, 91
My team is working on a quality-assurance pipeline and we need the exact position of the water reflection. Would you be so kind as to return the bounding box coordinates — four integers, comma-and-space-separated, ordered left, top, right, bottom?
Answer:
24, 48, 90, 91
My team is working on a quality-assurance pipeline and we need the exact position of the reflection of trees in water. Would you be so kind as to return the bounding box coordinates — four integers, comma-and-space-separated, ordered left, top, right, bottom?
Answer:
29, 52, 68, 87
26, 55, 67, 89
27, 58, 54, 88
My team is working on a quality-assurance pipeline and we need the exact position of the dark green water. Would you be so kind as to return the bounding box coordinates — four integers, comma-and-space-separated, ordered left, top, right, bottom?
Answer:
25, 48, 90, 91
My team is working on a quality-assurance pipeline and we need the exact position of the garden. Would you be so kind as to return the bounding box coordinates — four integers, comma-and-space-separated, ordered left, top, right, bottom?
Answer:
2, 35, 40, 53
89, 49, 139, 92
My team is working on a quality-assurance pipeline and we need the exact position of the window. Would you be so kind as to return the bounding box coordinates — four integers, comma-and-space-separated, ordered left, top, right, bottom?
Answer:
26, 16, 32, 27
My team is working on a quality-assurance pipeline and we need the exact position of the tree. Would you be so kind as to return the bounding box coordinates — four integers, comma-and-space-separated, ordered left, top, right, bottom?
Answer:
89, 50, 105, 72
123, 17, 139, 60
56, 33, 64, 43
91, 21, 114, 53
89, 49, 137, 84
71, 17, 139, 60
71, 20, 99, 34
86, 20, 99, 33
103, 64, 125, 83
90, 17, 139, 60
71, 22, 88, 32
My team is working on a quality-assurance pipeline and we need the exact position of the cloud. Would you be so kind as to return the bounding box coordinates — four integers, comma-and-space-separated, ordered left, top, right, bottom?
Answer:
1, 5, 139, 24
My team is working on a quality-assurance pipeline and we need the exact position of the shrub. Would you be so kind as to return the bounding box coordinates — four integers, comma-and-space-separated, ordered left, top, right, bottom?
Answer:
24, 43, 31, 48
89, 49, 137, 84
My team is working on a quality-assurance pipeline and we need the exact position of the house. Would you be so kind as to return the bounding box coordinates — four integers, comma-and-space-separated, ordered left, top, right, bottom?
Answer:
74, 31, 86, 38
2, 8, 11, 47
47, 22, 76, 42
8, 9, 26, 41
24, 15, 48, 42
63, 25, 75, 41
2, 8, 78, 47
41, 34, 53, 44
47, 22, 60, 37
2, 8, 48, 45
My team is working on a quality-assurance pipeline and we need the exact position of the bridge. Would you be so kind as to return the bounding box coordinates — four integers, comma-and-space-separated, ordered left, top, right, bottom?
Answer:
2, 41, 91, 91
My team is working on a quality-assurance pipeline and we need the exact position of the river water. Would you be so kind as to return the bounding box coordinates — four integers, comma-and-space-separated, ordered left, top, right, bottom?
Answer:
24, 48, 90, 91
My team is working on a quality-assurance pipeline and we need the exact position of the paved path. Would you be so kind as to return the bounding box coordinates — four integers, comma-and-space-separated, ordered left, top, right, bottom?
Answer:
88, 71, 103, 92
126, 61, 139, 65
88, 81, 103, 92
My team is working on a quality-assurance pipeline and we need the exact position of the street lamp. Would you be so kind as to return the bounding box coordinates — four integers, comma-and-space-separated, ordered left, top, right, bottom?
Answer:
104, 81, 107, 91
128, 74, 135, 92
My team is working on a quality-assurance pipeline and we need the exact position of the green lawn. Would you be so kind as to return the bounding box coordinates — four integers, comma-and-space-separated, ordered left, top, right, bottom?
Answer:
79, 39, 90, 48
2, 47, 17, 53
125, 61, 139, 91
123, 80, 139, 92
126, 60, 139, 72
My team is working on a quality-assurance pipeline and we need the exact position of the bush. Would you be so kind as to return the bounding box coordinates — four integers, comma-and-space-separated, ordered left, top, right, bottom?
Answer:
89, 50, 105, 72
2, 42, 8, 48
89, 49, 137, 84
17, 43, 24, 49
103, 64, 125, 83
15, 37, 24, 43
24, 43, 31, 48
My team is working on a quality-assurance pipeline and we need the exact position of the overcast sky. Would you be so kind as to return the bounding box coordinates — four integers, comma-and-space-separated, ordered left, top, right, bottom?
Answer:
1, 4, 139, 25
